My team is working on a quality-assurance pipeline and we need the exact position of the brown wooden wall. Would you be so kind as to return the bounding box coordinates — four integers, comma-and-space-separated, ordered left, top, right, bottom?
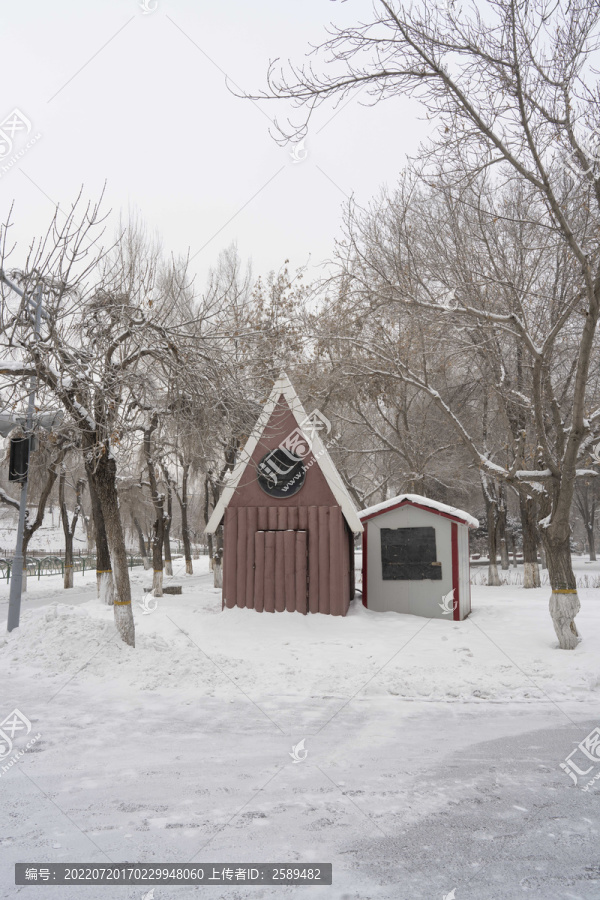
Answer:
223, 505, 351, 615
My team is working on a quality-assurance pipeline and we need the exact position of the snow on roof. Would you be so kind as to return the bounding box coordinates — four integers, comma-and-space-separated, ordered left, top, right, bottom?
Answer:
359, 493, 479, 528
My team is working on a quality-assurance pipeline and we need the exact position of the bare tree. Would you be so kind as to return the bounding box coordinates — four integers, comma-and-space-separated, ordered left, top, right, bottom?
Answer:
0, 198, 206, 644
316, 172, 597, 644
258, 0, 600, 647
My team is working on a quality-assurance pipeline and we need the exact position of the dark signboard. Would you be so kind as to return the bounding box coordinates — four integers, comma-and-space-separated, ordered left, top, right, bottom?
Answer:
381, 526, 442, 580
8, 436, 30, 484
256, 448, 306, 498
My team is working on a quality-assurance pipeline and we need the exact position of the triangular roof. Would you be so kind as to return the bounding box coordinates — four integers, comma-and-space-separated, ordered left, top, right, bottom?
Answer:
359, 493, 478, 528
205, 372, 363, 534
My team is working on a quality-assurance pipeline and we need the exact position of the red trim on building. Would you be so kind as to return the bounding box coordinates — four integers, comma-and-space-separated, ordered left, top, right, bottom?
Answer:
361, 525, 368, 607
360, 498, 474, 528
451, 521, 460, 621
467, 527, 472, 614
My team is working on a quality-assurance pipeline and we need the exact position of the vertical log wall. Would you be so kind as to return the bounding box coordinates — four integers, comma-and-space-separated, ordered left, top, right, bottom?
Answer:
223, 505, 350, 615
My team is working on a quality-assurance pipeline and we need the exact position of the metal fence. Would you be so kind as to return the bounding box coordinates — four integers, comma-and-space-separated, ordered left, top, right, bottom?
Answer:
0, 543, 210, 557
0, 541, 211, 584
0, 555, 145, 583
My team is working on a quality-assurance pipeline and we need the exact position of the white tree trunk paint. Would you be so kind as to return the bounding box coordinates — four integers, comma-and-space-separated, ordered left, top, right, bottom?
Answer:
64, 567, 74, 589
142, 555, 151, 570
185, 559, 193, 575
523, 561, 540, 589
111, 553, 134, 646
165, 561, 173, 576
153, 569, 163, 596
549, 591, 580, 650
488, 563, 501, 586
213, 560, 223, 588
98, 571, 114, 605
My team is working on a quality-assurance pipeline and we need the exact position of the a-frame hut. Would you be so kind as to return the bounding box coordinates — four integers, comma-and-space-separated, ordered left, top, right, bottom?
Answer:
205, 373, 363, 615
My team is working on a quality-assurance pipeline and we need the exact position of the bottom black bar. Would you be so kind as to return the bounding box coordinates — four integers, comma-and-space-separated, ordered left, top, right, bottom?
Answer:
15, 863, 332, 886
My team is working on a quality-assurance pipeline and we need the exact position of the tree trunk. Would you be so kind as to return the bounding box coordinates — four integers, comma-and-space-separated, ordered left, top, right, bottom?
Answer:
586, 525, 596, 561
59, 466, 82, 590
486, 499, 501, 586
540, 526, 579, 650
498, 525, 510, 570
144, 418, 164, 596
91, 453, 135, 646
480, 398, 500, 585
85, 514, 95, 555
64, 533, 74, 589
163, 473, 173, 576
212, 515, 224, 587
497, 484, 509, 570
86, 469, 113, 603
152, 515, 164, 596
213, 524, 224, 587
98, 570, 114, 605
164, 527, 173, 576
152, 568, 163, 595
523, 561, 540, 588
213, 549, 223, 588
179, 463, 193, 575
204, 473, 213, 569
519, 490, 540, 588
133, 515, 151, 569
574, 483, 597, 563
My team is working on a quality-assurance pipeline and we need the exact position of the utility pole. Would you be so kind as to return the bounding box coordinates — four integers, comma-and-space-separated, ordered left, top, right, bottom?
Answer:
0, 274, 44, 632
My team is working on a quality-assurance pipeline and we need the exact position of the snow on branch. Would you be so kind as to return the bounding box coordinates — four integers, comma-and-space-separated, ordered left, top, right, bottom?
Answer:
0, 487, 20, 511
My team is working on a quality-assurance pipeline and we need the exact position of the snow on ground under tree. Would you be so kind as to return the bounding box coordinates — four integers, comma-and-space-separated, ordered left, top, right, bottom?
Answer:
2, 566, 600, 704
0, 557, 599, 898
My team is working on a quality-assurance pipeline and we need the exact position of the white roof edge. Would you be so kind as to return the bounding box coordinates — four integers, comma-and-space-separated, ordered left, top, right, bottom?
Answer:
359, 493, 478, 529
205, 372, 363, 534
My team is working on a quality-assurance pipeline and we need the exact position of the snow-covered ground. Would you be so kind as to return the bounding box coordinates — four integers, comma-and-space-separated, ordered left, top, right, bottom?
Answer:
0, 558, 599, 899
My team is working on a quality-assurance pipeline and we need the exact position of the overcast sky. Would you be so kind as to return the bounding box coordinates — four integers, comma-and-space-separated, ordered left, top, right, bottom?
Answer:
3, 0, 430, 291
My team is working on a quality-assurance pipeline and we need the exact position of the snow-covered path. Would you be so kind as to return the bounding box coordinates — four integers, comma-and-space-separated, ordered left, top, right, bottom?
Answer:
0, 560, 599, 899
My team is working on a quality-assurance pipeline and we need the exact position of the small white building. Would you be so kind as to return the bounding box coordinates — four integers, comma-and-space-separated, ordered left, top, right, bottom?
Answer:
359, 494, 478, 621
